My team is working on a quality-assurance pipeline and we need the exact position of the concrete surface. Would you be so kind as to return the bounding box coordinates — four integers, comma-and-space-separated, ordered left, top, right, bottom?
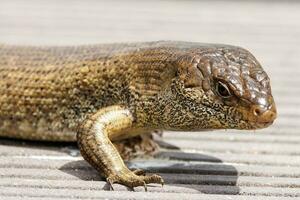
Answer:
0, 0, 300, 199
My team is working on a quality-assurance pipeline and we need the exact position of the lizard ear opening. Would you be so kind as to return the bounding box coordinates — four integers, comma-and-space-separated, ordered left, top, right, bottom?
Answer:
159, 63, 178, 90
176, 55, 203, 88
183, 65, 203, 88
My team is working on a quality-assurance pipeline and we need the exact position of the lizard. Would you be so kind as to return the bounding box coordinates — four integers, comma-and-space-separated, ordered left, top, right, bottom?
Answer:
0, 41, 277, 190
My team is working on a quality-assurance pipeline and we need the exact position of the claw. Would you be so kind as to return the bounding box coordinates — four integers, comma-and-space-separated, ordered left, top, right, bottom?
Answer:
106, 177, 115, 191
106, 170, 164, 191
143, 181, 148, 192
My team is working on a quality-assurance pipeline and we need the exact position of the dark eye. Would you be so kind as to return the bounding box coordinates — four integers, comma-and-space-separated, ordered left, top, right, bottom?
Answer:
216, 81, 232, 98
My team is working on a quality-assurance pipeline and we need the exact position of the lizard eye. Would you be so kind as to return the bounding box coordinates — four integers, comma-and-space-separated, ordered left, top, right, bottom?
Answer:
216, 81, 232, 98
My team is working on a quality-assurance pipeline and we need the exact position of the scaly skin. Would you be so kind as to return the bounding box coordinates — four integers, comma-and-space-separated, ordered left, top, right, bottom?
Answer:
0, 41, 277, 190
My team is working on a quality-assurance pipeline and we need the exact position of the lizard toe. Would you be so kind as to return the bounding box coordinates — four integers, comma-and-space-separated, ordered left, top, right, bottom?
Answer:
106, 170, 164, 190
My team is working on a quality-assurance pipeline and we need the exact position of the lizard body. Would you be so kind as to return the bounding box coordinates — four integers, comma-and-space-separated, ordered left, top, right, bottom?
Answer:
0, 41, 277, 189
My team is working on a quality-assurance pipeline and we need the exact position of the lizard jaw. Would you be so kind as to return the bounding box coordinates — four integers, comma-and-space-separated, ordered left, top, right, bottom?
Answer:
248, 121, 275, 130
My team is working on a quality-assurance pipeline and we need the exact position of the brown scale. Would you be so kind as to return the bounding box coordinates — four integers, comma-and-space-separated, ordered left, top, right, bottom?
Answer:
0, 41, 277, 190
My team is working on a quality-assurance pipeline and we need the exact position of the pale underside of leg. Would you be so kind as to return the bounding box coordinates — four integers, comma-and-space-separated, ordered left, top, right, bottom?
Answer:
77, 105, 164, 189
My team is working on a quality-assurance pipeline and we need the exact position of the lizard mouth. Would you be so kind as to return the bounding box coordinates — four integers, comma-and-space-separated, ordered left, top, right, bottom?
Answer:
242, 120, 274, 130
250, 121, 274, 129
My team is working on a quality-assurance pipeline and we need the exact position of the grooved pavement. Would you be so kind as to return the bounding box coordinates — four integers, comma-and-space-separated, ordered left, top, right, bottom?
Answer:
0, 0, 299, 199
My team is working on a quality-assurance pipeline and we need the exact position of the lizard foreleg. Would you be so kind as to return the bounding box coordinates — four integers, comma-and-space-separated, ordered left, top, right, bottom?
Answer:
77, 105, 164, 190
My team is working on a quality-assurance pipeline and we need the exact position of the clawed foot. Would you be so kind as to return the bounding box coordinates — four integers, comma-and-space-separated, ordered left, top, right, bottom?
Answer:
106, 168, 164, 191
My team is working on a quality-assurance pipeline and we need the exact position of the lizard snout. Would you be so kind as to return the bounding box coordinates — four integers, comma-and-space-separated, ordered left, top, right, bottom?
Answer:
250, 103, 277, 124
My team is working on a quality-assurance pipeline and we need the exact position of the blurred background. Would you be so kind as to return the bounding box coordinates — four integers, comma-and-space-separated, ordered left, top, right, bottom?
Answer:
0, 0, 299, 199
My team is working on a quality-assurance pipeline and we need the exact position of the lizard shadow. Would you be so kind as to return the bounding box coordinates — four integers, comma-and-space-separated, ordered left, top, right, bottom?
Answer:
59, 140, 240, 194
0, 137, 239, 194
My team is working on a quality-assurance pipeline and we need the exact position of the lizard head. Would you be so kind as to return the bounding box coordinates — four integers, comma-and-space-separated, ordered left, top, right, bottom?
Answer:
160, 45, 277, 130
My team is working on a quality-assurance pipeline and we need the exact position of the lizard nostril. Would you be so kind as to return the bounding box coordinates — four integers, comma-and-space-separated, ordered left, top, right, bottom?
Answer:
253, 107, 262, 116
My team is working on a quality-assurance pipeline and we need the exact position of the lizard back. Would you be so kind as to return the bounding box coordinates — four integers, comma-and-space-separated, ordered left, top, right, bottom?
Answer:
0, 43, 135, 141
